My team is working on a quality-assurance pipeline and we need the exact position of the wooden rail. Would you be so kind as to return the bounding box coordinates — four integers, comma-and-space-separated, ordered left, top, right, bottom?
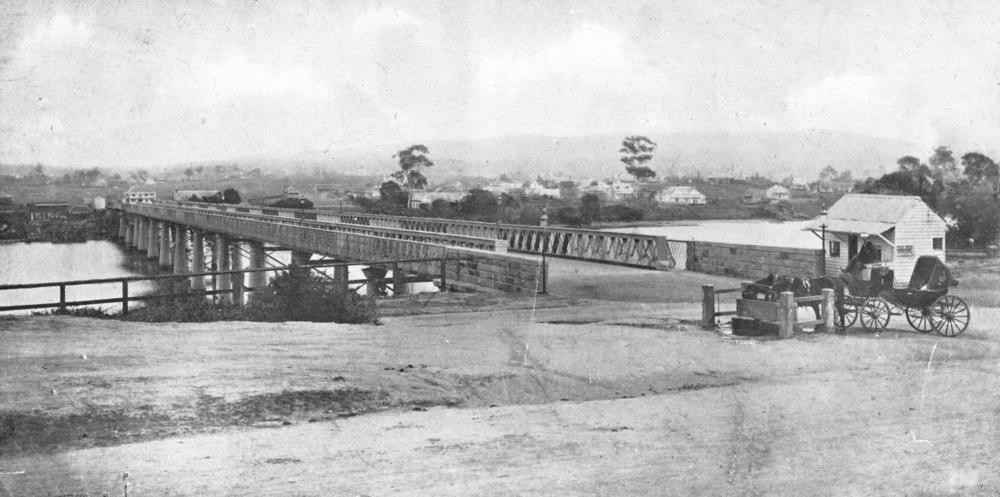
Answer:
0, 257, 461, 314
167, 201, 677, 269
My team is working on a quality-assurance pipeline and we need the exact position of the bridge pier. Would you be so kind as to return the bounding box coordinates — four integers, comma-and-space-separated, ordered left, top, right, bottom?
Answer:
146, 218, 159, 260
333, 265, 349, 294
391, 263, 408, 296
229, 241, 244, 304
172, 225, 188, 274
290, 250, 311, 278
136, 217, 147, 252
117, 215, 127, 240
248, 241, 267, 299
124, 218, 135, 247
190, 231, 206, 290
214, 234, 232, 304
362, 265, 388, 296
158, 222, 171, 268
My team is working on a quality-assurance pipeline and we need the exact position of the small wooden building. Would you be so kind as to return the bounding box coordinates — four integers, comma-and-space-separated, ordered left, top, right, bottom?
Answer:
807, 194, 947, 286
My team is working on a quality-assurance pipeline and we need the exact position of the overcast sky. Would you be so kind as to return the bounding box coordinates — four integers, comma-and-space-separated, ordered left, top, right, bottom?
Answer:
2, 0, 1000, 168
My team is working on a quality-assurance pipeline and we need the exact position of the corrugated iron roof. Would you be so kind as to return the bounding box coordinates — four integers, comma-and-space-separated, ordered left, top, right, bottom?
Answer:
805, 193, 927, 234
825, 193, 922, 223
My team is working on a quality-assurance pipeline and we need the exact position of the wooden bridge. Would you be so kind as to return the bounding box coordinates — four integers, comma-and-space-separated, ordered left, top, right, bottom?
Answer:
170, 200, 678, 270
118, 202, 544, 295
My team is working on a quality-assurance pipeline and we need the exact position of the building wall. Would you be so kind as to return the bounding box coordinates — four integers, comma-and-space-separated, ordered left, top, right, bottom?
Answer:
892, 204, 947, 286
688, 241, 824, 279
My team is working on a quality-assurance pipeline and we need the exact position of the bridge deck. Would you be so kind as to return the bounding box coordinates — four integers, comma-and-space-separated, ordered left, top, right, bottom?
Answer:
171, 201, 678, 269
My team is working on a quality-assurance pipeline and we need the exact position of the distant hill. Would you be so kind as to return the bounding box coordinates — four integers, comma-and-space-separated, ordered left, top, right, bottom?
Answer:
258, 130, 920, 182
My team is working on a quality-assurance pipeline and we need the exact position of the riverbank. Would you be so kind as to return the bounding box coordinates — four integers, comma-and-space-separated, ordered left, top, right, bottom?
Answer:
3, 301, 1000, 496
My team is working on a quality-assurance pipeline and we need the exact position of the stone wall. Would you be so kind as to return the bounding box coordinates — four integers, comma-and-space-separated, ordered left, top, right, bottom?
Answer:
687, 241, 823, 279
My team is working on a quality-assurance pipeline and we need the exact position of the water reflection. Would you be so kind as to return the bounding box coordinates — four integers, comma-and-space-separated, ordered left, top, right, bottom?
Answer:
0, 240, 157, 312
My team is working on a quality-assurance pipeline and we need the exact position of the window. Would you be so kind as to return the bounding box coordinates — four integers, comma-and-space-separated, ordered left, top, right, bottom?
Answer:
932, 237, 943, 250
829, 240, 841, 257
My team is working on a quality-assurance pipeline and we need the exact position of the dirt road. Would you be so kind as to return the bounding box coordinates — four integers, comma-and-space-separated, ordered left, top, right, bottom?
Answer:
3, 294, 1000, 495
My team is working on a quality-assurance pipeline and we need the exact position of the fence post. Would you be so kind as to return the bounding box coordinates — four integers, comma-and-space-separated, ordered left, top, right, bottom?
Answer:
58, 284, 66, 311
821, 288, 835, 333
778, 291, 795, 338
702, 285, 715, 329
121, 280, 129, 315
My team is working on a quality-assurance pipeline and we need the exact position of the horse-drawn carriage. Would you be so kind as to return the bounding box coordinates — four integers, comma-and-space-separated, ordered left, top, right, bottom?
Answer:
836, 255, 969, 336
743, 255, 970, 336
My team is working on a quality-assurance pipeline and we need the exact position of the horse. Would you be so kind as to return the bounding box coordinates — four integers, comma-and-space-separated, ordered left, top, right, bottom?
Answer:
743, 273, 842, 320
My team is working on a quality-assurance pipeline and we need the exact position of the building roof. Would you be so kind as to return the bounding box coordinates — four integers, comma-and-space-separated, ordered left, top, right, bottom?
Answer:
660, 186, 703, 196
766, 185, 790, 193
806, 193, 930, 234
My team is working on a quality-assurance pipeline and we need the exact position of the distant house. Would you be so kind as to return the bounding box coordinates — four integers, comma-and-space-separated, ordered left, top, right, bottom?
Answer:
482, 180, 523, 195
283, 186, 303, 200
410, 182, 468, 205
655, 186, 706, 205
765, 185, 791, 201
92, 196, 107, 210
123, 187, 156, 204
743, 189, 767, 204
609, 180, 634, 201
68, 204, 93, 218
806, 194, 947, 286
27, 202, 69, 221
0, 193, 12, 205
524, 180, 561, 198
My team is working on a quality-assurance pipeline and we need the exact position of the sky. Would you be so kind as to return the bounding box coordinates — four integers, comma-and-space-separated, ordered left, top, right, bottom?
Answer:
2, 0, 1000, 168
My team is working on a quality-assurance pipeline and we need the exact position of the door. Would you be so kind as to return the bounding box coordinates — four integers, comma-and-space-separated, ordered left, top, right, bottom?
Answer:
848, 235, 859, 260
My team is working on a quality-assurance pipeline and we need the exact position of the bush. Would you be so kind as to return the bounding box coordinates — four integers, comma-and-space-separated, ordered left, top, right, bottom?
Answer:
602, 204, 644, 222
120, 272, 379, 324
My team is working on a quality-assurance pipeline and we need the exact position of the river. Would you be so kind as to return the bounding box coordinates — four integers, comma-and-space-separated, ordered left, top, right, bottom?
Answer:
0, 240, 157, 312
608, 219, 822, 249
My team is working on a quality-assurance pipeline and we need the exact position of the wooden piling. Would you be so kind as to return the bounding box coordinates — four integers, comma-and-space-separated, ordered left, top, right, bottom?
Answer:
702, 285, 715, 329
820, 288, 835, 332
778, 291, 795, 339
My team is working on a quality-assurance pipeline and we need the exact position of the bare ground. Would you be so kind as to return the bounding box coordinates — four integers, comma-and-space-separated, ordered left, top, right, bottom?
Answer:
1, 261, 999, 496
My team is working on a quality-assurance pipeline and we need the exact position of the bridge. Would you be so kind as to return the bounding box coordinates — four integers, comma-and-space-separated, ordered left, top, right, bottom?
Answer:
118, 202, 548, 296
115, 201, 684, 298
169, 200, 680, 269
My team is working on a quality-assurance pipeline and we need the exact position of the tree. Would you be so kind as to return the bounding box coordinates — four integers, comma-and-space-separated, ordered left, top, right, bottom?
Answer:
183, 167, 194, 181
457, 188, 499, 221
818, 165, 838, 182
580, 193, 602, 223
961, 152, 999, 184
222, 188, 241, 204
929, 146, 958, 180
392, 144, 434, 190
620, 136, 657, 182
379, 181, 408, 210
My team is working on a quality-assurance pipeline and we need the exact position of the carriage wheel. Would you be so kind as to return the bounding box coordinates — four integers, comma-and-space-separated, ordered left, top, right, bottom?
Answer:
859, 298, 890, 331
905, 306, 935, 333
930, 295, 970, 337
835, 298, 858, 331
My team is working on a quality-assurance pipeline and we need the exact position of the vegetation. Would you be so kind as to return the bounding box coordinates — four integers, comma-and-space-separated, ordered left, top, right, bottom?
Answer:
856, 146, 1000, 248
391, 144, 434, 190
119, 271, 379, 324
620, 136, 657, 182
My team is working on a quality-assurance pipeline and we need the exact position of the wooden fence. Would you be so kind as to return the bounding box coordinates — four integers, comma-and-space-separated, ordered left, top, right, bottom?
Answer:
0, 257, 468, 314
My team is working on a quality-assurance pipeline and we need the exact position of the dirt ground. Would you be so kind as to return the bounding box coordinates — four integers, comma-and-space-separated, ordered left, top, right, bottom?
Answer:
2, 261, 999, 496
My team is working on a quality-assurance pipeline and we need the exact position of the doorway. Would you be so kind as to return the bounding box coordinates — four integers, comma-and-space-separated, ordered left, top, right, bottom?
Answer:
848, 234, 859, 260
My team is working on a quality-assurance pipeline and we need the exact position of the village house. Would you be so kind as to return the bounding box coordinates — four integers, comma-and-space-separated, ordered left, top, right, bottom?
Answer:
524, 179, 561, 198
68, 204, 93, 219
410, 182, 468, 205
27, 202, 70, 221
655, 186, 707, 205
123, 187, 156, 204
765, 185, 791, 201
806, 194, 947, 287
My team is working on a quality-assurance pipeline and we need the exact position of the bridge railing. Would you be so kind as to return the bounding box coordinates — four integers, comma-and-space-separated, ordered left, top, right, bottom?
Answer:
121, 204, 545, 294
168, 201, 676, 269
0, 256, 509, 314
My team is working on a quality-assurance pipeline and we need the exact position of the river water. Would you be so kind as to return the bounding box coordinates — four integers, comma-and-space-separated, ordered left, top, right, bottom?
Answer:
0, 240, 157, 312
610, 219, 821, 249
